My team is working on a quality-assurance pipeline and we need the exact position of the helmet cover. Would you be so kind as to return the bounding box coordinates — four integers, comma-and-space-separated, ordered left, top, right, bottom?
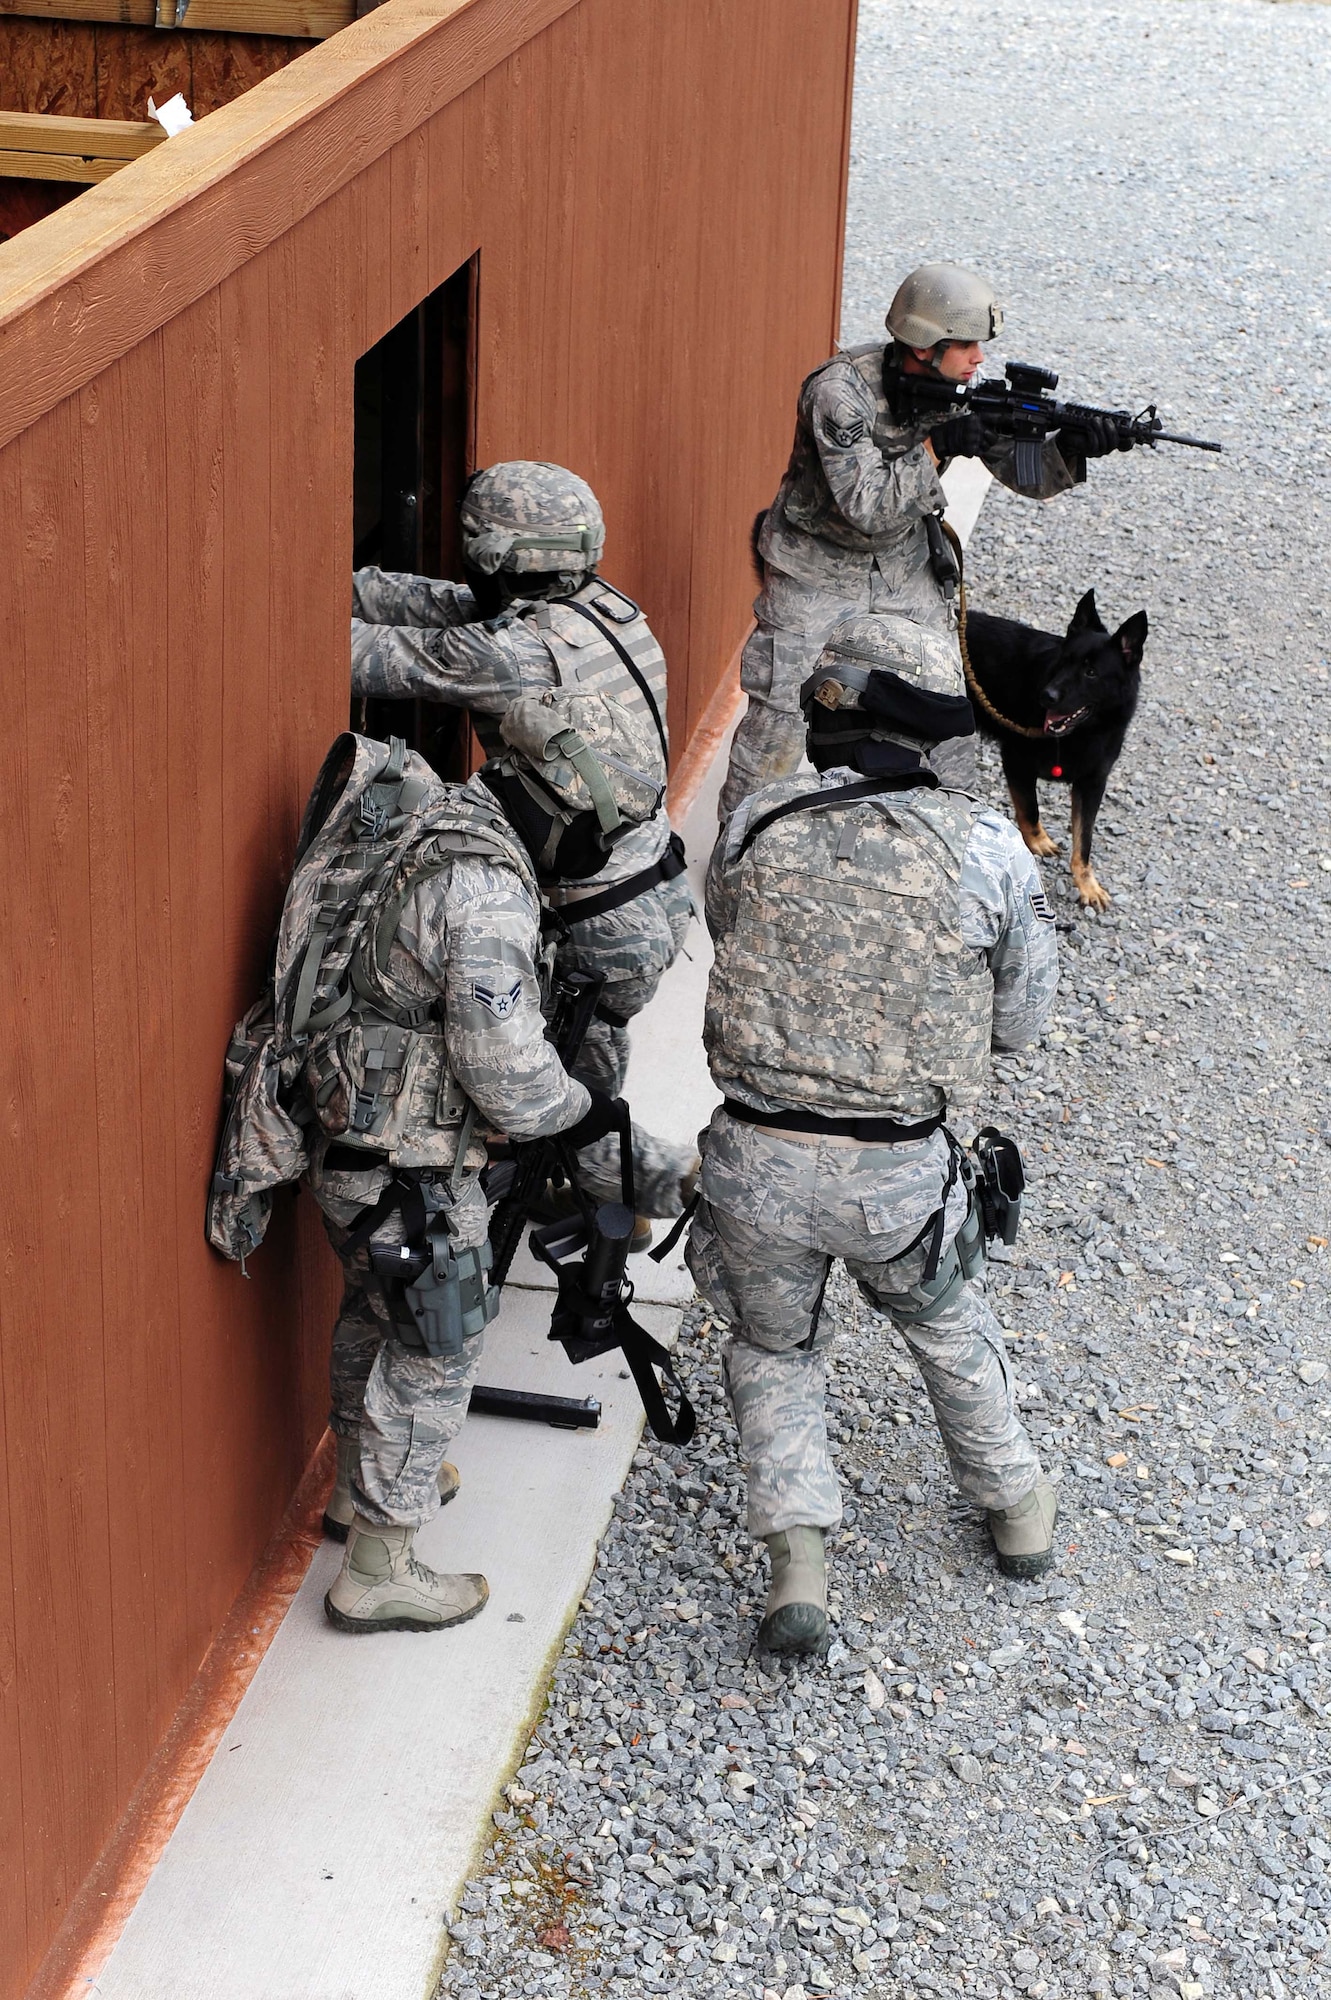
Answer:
460, 461, 606, 578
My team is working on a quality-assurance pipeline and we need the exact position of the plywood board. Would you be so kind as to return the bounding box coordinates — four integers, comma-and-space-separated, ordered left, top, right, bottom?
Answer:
0, 17, 98, 114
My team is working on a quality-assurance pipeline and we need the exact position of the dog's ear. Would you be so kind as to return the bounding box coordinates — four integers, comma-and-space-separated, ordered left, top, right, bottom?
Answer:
1068, 589, 1105, 636
1115, 609, 1149, 672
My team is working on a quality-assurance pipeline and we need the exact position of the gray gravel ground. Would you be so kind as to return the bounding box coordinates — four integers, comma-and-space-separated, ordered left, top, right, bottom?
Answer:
438, 4, 1331, 1996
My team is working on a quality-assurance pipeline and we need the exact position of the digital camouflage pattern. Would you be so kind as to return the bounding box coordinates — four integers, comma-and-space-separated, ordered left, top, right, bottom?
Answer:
705, 769, 1059, 1122
459, 460, 605, 580
350, 566, 697, 1212
720, 339, 1078, 815
207, 738, 528, 1258
806, 605, 966, 703
559, 863, 697, 1216
315, 1170, 492, 1530
298, 770, 587, 1532
497, 686, 663, 835
690, 766, 1056, 1533
685, 1112, 1043, 1535
706, 776, 987, 1122
350, 569, 670, 890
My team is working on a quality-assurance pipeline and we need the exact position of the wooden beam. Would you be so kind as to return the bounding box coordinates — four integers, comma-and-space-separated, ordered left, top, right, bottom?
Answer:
0, 150, 129, 184
0, 0, 354, 37
0, 112, 167, 160
0, 0, 582, 453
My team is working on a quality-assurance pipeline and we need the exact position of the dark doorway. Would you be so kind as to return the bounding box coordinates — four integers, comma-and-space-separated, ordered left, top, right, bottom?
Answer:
352, 255, 479, 780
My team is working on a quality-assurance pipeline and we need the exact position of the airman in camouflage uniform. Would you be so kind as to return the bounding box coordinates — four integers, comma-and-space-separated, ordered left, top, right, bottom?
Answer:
688, 611, 1059, 1654
238, 706, 651, 1635
721, 262, 1125, 817
351, 462, 695, 1225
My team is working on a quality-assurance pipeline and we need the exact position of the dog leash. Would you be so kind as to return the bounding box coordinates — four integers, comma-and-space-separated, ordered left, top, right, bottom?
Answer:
941, 518, 1047, 742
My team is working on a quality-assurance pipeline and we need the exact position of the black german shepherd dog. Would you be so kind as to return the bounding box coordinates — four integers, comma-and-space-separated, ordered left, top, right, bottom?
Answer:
964, 591, 1149, 910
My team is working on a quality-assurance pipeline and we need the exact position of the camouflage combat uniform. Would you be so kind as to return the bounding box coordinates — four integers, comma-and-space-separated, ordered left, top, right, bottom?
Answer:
305, 767, 588, 1530
719, 341, 1079, 816
686, 767, 1058, 1537
351, 568, 694, 1215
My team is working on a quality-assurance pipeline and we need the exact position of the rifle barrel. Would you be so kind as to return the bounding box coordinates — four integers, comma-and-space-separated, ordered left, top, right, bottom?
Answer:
1147, 429, 1222, 452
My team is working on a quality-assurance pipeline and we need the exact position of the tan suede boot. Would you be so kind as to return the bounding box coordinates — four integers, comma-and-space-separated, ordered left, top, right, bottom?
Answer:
324, 1516, 488, 1634
756, 1525, 828, 1655
323, 1436, 459, 1542
987, 1477, 1059, 1578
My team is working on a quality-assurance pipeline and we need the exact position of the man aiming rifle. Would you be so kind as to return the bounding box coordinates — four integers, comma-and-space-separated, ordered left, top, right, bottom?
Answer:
719, 261, 1218, 815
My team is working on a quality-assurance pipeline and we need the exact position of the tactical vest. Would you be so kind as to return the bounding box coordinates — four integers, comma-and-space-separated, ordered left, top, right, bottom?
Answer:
207, 736, 539, 1262
777, 341, 933, 554
471, 578, 669, 773
705, 778, 993, 1121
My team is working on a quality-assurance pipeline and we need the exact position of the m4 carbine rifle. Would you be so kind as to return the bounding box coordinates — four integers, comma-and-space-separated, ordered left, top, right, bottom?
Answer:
900, 359, 1222, 495
483, 966, 695, 1445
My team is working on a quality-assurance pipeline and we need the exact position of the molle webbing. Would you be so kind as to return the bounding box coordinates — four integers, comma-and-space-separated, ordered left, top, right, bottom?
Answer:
705, 779, 991, 1121
556, 596, 669, 768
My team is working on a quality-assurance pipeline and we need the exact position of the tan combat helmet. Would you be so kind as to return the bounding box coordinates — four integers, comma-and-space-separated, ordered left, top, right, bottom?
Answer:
460, 460, 606, 578
885, 263, 1004, 348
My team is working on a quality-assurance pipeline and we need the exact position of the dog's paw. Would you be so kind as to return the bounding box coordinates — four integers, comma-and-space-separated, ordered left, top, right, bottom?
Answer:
1073, 867, 1111, 911
1024, 825, 1060, 859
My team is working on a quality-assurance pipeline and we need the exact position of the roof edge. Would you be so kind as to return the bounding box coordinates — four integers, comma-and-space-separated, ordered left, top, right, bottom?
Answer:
0, 0, 581, 450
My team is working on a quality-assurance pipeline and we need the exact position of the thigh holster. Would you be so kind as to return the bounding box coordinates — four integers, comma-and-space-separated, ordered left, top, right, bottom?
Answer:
869, 1189, 985, 1326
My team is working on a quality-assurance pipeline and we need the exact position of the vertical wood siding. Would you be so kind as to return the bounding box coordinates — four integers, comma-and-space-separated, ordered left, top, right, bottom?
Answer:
0, 1, 856, 1990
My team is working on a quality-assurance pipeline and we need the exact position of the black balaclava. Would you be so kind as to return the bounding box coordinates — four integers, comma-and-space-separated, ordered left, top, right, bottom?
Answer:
462, 561, 595, 621
805, 667, 974, 776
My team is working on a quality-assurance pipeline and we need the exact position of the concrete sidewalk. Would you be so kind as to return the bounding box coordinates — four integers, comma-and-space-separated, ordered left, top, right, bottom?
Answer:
89, 458, 989, 2000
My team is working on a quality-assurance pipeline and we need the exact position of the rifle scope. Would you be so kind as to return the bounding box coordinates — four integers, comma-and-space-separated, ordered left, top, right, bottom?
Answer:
1006, 361, 1060, 395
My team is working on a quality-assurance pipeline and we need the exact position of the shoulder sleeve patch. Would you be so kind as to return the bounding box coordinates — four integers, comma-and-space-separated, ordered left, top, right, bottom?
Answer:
1029, 888, 1055, 924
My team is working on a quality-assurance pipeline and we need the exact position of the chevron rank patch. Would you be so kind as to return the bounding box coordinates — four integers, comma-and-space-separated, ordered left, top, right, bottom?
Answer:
473, 978, 523, 1019
823, 408, 867, 449
1030, 888, 1055, 924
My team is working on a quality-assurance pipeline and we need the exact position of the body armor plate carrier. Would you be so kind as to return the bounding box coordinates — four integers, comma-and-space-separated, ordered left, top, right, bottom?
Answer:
705, 776, 993, 1124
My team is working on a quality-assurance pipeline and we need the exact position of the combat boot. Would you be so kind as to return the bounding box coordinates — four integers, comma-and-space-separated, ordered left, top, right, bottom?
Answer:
757, 1525, 828, 1655
322, 1436, 460, 1542
324, 1515, 488, 1634
987, 1477, 1059, 1579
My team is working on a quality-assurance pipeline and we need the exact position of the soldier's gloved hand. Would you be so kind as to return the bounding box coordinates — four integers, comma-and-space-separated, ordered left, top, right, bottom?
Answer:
928, 412, 989, 460
1063, 413, 1127, 459
564, 1085, 621, 1150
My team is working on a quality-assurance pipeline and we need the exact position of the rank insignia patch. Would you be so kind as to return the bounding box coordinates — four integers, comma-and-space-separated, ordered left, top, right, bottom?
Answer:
474, 979, 523, 1019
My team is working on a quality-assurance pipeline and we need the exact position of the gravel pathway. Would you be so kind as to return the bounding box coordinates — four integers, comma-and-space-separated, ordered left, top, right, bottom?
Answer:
438, 5, 1331, 1996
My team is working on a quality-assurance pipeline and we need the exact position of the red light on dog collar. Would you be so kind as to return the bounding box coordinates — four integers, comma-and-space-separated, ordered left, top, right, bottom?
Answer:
1051, 764, 1063, 778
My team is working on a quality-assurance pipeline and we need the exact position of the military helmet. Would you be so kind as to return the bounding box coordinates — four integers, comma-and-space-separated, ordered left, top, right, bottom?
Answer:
492, 687, 663, 874
800, 611, 973, 755
460, 461, 606, 578
885, 263, 1003, 347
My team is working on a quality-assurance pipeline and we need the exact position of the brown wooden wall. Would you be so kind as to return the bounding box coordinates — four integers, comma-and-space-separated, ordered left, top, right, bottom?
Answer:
0, 0, 856, 1991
